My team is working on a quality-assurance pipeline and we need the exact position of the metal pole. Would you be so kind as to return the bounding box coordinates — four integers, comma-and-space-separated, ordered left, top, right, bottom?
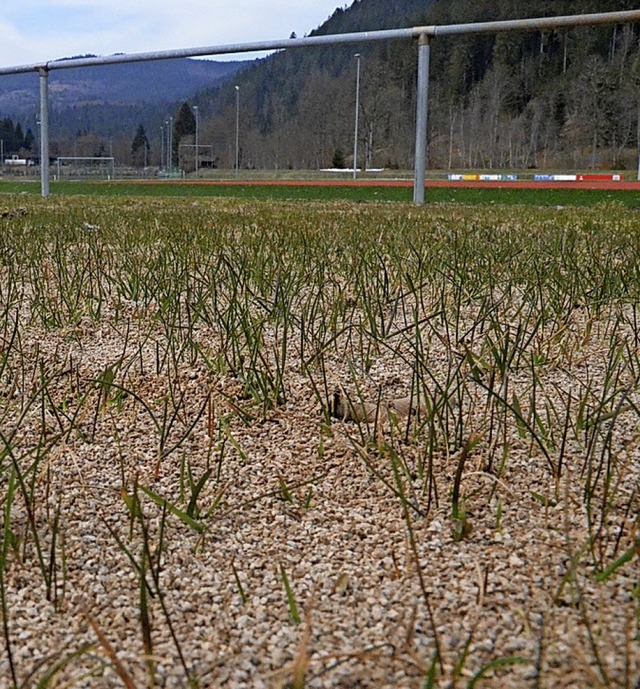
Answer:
39, 68, 50, 198
235, 85, 240, 175
413, 34, 431, 204
165, 122, 170, 171
353, 53, 361, 180
160, 126, 164, 171
194, 105, 199, 177
167, 123, 170, 171
637, 97, 640, 182
168, 116, 173, 173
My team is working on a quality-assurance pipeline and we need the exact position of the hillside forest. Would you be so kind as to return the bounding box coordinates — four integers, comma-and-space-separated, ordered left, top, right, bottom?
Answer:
189, 0, 640, 172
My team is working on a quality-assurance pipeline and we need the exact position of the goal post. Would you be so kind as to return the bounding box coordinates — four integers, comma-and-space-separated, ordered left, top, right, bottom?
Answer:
54, 156, 115, 181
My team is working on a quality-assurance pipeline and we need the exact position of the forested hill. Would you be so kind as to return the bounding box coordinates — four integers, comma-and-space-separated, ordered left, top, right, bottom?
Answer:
199, 0, 640, 171
0, 58, 246, 155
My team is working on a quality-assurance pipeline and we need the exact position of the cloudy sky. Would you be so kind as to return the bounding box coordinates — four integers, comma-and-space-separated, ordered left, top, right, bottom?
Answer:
0, 1, 347, 66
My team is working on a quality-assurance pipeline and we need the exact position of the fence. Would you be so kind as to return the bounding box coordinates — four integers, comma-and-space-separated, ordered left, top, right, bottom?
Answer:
2, 9, 640, 202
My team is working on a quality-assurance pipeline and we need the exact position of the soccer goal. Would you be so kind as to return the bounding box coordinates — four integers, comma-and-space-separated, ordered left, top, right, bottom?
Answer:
54, 157, 115, 181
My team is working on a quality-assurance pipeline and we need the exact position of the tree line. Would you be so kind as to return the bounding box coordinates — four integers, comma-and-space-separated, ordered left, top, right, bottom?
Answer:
0, 118, 35, 157
28, 0, 640, 173
186, 0, 640, 172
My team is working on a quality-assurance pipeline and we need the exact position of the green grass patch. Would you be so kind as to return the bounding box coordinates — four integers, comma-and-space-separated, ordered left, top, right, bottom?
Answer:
2, 179, 640, 207
424, 185, 640, 208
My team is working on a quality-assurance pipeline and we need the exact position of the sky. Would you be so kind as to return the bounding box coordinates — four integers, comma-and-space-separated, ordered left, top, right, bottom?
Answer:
0, 1, 348, 67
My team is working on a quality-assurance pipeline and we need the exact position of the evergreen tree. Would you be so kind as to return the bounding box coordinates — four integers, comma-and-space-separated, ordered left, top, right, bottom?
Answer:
0, 118, 21, 154
172, 102, 196, 167
14, 123, 24, 150
23, 129, 35, 152
131, 124, 150, 166
331, 148, 347, 169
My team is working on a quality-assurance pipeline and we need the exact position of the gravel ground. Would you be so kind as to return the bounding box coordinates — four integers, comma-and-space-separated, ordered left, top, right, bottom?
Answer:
0, 198, 638, 688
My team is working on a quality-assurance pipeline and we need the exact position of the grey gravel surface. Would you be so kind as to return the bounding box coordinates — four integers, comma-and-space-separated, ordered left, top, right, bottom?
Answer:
0, 198, 638, 689
1, 306, 637, 689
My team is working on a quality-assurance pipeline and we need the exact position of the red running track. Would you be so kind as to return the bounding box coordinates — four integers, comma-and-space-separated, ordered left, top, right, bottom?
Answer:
141, 179, 640, 190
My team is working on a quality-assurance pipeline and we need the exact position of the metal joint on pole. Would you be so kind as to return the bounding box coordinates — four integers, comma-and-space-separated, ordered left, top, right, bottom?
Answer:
38, 67, 50, 198
413, 33, 431, 205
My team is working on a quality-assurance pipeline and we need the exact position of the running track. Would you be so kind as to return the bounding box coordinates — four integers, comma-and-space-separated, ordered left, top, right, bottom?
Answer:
142, 179, 640, 190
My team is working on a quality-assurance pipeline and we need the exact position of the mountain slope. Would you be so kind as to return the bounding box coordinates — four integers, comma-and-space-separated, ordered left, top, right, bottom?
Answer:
195, 0, 640, 171
0, 58, 244, 111
0, 57, 247, 146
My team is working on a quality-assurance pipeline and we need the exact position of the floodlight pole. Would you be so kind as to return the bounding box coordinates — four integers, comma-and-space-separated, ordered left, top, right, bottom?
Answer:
235, 85, 240, 175
160, 125, 165, 170
165, 119, 171, 172
194, 105, 199, 177
353, 53, 361, 180
413, 34, 431, 204
169, 117, 173, 173
39, 67, 50, 197
637, 97, 640, 182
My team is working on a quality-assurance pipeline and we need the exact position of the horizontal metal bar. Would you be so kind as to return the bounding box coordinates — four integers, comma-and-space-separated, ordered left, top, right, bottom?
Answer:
1, 9, 638, 76
0, 63, 44, 76
0, 28, 417, 75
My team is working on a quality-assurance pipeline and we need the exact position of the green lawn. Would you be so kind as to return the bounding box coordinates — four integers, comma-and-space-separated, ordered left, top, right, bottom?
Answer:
2, 179, 640, 206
